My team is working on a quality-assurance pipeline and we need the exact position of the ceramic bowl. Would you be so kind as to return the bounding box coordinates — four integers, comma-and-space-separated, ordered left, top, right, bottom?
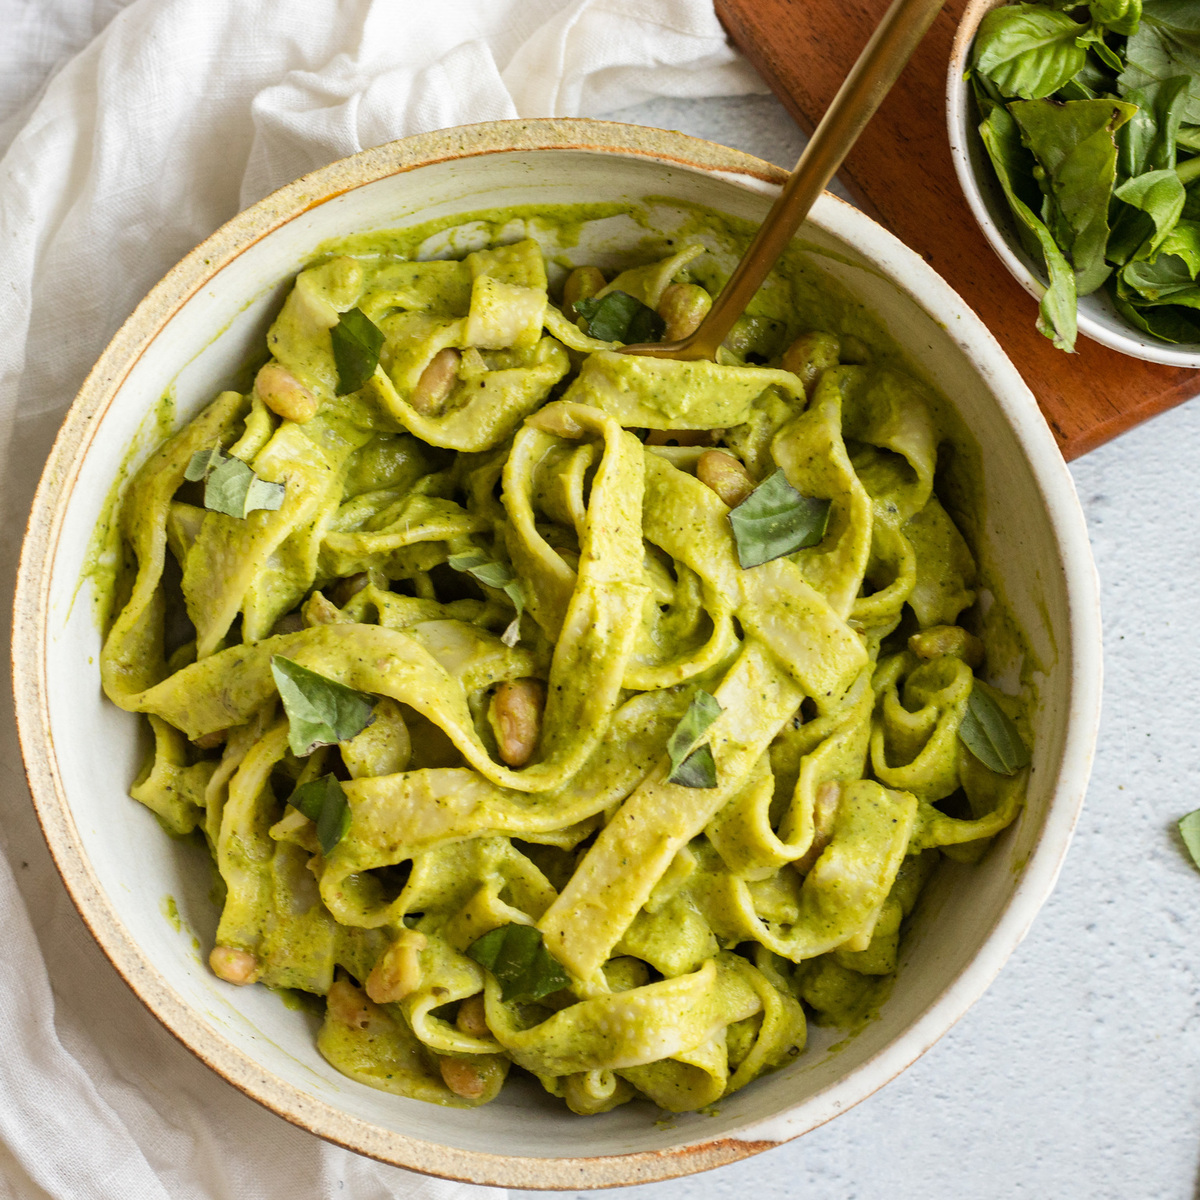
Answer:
12, 118, 1101, 1189
947, 0, 1200, 366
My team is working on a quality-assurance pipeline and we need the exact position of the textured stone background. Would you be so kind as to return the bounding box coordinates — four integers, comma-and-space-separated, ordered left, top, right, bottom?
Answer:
505, 92, 1200, 1200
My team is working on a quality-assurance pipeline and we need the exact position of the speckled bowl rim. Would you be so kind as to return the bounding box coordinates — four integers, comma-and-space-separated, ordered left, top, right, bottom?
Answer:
946, 0, 1200, 367
12, 118, 1102, 1190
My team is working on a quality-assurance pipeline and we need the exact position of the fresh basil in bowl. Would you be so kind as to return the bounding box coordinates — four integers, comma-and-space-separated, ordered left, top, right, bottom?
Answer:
947, 0, 1200, 364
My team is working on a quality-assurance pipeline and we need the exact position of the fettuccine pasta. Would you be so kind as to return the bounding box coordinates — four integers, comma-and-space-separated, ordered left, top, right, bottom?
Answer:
99, 207, 1030, 1114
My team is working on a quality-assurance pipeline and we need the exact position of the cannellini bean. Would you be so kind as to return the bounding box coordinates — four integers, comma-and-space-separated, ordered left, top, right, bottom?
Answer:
562, 266, 606, 317
326, 979, 380, 1030
793, 780, 843, 875
657, 283, 712, 341
365, 929, 427, 1004
696, 450, 754, 508
209, 945, 259, 986
192, 729, 227, 750
908, 624, 984, 668
254, 361, 320, 423
439, 1057, 487, 1101
456, 994, 489, 1038
491, 678, 545, 767
781, 331, 841, 398
272, 611, 305, 635
410, 348, 460, 415
331, 572, 371, 607
302, 590, 342, 626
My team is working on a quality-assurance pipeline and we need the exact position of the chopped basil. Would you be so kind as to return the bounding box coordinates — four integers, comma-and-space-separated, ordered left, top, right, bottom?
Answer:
957, 683, 1031, 775
573, 290, 665, 343
331, 306, 384, 395
288, 773, 350, 855
270, 654, 376, 757
1179, 809, 1200, 869
666, 690, 722, 789
448, 552, 525, 647
466, 922, 569, 1002
185, 445, 285, 519
728, 468, 831, 569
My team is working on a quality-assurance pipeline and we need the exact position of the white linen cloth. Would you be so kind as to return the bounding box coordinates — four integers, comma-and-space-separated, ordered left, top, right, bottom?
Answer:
0, 3, 765, 1196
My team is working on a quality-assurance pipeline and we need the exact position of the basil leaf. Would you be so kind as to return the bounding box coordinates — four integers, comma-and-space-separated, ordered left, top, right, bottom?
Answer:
1110, 282, 1200, 339
972, 4, 1089, 99
958, 683, 1031, 775
331, 306, 384, 395
1090, 0, 1141, 36
466, 923, 569, 1002
669, 743, 718, 789
288, 773, 350, 856
728, 468, 831, 569
1108, 168, 1187, 263
1120, 219, 1200, 297
1075, 24, 1125, 74
448, 552, 526, 646
185, 444, 285, 518
1118, 77, 1190, 177
185, 445, 223, 482
1010, 98, 1138, 294
270, 654, 376, 757
1178, 809, 1200, 868
980, 105, 1079, 350
1120, 0, 1200, 125
573, 291, 665, 343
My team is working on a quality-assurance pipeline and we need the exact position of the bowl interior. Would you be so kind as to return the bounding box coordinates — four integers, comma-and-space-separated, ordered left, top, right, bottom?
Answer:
22, 127, 1099, 1188
946, 0, 1200, 367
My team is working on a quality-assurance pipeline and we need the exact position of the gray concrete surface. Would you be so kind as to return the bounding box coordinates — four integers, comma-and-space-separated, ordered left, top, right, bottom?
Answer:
508, 92, 1200, 1200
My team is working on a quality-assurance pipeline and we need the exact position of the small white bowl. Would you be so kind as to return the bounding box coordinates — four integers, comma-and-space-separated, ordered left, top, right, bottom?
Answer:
947, 0, 1200, 366
13, 119, 1101, 1188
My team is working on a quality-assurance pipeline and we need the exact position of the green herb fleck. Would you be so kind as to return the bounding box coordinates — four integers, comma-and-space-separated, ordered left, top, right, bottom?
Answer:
331, 306, 384, 395
1178, 808, 1200, 868
270, 655, 376, 757
466, 923, 569, 1002
958, 683, 1031, 775
574, 290, 665, 343
289, 773, 351, 855
666, 690, 722, 789
728, 468, 831, 569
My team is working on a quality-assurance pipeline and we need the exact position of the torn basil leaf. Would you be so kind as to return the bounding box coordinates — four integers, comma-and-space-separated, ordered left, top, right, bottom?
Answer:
728, 468, 831, 569
288, 773, 350, 856
448, 552, 525, 646
270, 654, 376, 757
185, 445, 285, 519
331, 306, 384, 395
666, 690, 722, 789
573, 290, 665, 344
958, 683, 1031, 775
466, 923, 569, 1002
971, 5, 1089, 100
1179, 809, 1200, 869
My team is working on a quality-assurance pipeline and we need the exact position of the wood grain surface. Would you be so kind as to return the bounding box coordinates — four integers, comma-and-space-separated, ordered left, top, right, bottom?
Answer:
714, 0, 1199, 459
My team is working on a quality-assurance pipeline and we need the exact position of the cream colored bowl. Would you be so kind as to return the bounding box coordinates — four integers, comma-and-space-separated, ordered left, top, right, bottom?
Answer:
947, 0, 1200, 366
12, 119, 1101, 1189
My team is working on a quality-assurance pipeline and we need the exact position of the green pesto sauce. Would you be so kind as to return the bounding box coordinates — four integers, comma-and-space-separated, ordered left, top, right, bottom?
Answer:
160, 893, 182, 933
78, 389, 176, 634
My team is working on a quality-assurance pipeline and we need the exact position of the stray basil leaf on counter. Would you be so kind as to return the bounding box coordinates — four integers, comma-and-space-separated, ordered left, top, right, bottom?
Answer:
288, 773, 351, 855
728, 468, 831, 569
331, 306, 384, 395
666, 690, 722, 789
1178, 809, 1200, 868
466, 923, 569, 1002
573, 290, 665, 344
448, 552, 526, 646
270, 654, 376, 757
185, 445, 285, 519
958, 683, 1031, 775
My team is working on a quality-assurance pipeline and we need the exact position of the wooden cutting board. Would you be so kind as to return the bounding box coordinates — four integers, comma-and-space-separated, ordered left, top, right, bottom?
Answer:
714, 0, 1199, 460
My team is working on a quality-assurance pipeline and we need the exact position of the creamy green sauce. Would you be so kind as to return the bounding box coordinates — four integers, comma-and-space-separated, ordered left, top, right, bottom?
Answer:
94, 200, 1037, 1116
